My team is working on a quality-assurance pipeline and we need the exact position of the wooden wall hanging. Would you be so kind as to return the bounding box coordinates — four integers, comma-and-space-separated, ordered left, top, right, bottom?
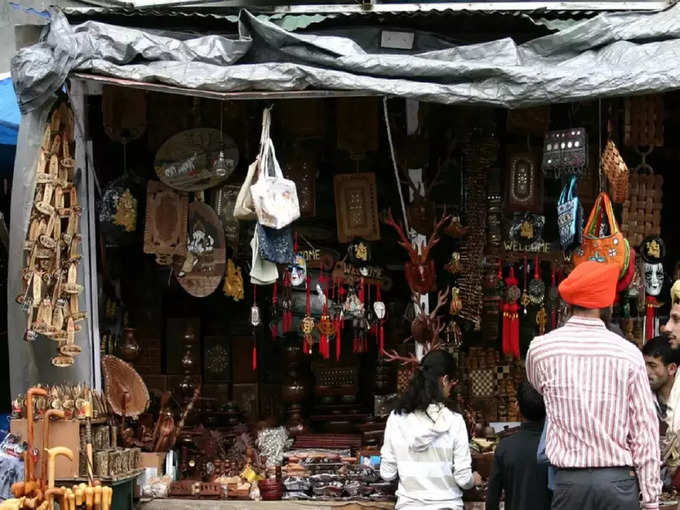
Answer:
333, 172, 380, 243
19, 101, 85, 367
336, 98, 379, 158
154, 128, 239, 191
505, 106, 550, 137
505, 149, 542, 212
286, 145, 317, 217
174, 201, 226, 298
624, 95, 664, 148
211, 184, 241, 251
143, 180, 188, 265
102, 86, 147, 143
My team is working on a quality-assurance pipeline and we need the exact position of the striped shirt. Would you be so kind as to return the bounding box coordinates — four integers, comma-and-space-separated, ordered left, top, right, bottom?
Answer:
526, 316, 661, 510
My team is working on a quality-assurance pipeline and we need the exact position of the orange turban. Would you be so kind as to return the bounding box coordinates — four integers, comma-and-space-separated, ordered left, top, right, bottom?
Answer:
559, 261, 619, 309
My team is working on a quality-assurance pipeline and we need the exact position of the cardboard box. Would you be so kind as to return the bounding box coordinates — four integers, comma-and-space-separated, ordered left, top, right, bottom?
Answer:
10, 418, 80, 479
138, 452, 165, 475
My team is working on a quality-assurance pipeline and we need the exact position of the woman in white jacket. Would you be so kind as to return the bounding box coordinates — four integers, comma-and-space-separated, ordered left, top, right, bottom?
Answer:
380, 350, 480, 509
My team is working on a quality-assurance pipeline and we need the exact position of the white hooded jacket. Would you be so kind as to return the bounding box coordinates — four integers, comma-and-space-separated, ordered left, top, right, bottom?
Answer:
380, 403, 474, 510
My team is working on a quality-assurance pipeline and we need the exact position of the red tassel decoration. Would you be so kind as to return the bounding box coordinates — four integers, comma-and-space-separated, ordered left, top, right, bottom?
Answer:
646, 296, 657, 342
252, 338, 257, 371
503, 267, 520, 359
508, 302, 520, 359
271, 281, 279, 340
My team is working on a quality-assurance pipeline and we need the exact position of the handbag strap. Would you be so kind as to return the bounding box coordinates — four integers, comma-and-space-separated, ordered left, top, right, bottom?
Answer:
567, 176, 577, 201
585, 192, 620, 237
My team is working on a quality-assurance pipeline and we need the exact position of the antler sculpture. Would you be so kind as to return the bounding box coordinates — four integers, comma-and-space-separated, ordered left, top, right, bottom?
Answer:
384, 210, 451, 294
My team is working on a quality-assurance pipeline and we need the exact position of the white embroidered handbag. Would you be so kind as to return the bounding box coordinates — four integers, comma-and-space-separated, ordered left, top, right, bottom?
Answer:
250, 109, 300, 229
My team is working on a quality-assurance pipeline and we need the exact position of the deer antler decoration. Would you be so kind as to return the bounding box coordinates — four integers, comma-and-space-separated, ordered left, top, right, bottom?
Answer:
384, 210, 451, 294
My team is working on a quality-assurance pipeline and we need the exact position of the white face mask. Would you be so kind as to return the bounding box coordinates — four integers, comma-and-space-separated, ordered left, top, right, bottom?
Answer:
289, 255, 307, 287
644, 262, 664, 297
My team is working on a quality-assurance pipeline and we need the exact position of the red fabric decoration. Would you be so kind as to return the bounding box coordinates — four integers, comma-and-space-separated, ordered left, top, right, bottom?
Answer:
646, 296, 658, 342
558, 261, 619, 309
503, 268, 520, 360
271, 281, 279, 340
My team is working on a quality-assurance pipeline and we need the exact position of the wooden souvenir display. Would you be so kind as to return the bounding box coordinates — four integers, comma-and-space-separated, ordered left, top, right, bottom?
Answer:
384, 211, 450, 295
143, 180, 188, 265
174, 201, 226, 297
102, 86, 147, 142
336, 98, 379, 158
278, 99, 325, 139
333, 172, 380, 243
622, 168, 663, 247
154, 128, 239, 191
505, 106, 550, 137
286, 144, 317, 217
210, 184, 240, 250
18, 101, 86, 365
624, 95, 664, 148
458, 133, 495, 327
505, 149, 542, 212
601, 140, 629, 204
172, 200, 226, 297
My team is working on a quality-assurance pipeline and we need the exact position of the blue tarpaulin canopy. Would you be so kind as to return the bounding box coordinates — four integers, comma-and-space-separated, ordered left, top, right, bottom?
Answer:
0, 76, 20, 146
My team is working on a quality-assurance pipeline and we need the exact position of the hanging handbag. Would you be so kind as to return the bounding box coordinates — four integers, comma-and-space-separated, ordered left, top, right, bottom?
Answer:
257, 223, 295, 265
557, 176, 583, 253
542, 128, 587, 178
235, 107, 272, 221
250, 137, 300, 229
250, 230, 278, 285
573, 192, 630, 279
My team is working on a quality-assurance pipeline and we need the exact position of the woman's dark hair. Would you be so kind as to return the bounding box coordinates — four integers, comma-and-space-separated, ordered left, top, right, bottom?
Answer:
517, 380, 546, 423
395, 350, 456, 416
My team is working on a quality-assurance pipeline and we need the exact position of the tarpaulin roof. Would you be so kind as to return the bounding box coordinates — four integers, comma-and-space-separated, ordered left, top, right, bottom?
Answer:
0, 77, 20, 146
10, 4, 680, 112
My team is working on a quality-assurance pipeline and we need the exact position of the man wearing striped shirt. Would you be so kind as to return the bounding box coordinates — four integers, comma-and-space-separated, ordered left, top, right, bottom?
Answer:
527, 261, 661, 510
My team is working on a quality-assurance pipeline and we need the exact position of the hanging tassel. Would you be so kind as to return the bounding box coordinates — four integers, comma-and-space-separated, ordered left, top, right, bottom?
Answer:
502, 304, 511, 357
335, 318, 342, 360
271, 281, 279, 340
508, 302, 520, 359
646, 296, 657, 342
379, 322, 385, 356
252, 338, 257, 371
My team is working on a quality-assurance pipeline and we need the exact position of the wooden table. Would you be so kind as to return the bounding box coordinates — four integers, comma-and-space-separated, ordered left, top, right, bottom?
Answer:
138, 499, 496, 510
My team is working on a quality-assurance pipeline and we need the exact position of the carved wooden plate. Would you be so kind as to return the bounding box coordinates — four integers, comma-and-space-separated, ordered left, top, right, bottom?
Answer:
333, 172, 380, 243
143, 181, 188, 264
174, 201, 226, 298
154, 128, 239, 191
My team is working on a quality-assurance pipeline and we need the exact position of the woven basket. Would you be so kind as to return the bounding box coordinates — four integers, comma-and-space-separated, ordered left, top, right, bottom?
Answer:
601, 140, 629, 204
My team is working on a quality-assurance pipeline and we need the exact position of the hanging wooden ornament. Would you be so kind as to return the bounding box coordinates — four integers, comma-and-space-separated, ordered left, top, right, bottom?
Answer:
154, 129, 239, 192
174, 200, 226, 298
374, 284, 386, 356
223, 259, 244, 302
506, 148, 542, 213
144, 180, 188, 265
102, 86, 148, 143
301, 276, 316, 354
333, 173, 380, 243
520, 255, 530, 315
317, 274, 334, 360
528, 256, 546, 307
449, 287, 463, 316
384, 210, 451, 295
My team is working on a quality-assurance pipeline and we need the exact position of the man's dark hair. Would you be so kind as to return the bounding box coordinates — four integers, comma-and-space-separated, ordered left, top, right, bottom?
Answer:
517, 380, 546, 423
642, 336, 680, 366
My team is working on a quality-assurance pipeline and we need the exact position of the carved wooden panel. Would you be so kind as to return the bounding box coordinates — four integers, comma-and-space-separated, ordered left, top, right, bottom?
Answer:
505, 149, 542, 213
333, 172, 380, 243
143, 180, 188, 264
